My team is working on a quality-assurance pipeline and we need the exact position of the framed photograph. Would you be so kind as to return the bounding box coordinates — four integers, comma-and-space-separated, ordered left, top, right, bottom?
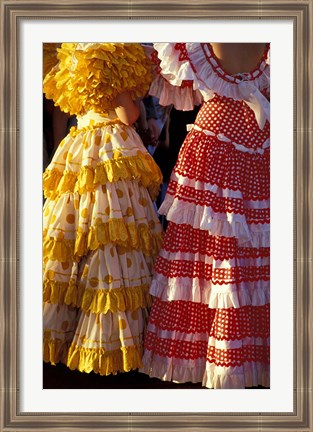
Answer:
1, 0, 312, 430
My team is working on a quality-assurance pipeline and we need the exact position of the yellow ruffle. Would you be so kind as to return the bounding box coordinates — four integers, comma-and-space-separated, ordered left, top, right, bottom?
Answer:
43, 278, 85, 307
43, 43, 153, 116
43, 235, 75, 262
67, 343, 143, 375
87, 220, 164, 256
81, 284, 152, 314
43, 151, 162, 201
43, 220, 163, 261
43, 43, 61, 79
44, 279, 152, 313
43, 332, 71, 365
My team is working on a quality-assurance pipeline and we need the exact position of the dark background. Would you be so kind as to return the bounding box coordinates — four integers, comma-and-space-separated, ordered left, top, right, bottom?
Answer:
43, 362, 204, 389
43, 362, 266, 390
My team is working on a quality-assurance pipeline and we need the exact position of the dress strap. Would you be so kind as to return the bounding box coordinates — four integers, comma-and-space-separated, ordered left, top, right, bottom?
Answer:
201, 43, 270, 84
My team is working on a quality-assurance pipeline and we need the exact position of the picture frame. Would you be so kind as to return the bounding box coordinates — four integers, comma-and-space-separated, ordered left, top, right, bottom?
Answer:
1, 0, 312, 430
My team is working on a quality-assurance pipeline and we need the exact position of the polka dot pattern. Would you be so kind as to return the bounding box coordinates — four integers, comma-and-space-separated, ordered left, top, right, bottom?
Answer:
119, 318, 127, 330
144, 329, 269, 366
154, 255, 269, 284
166, 181, 270, 224
206, 344, 269, 367
81, 208, 88, 218
66, 214, 75, 224
168, 89, 270, 206
148, 298, 270, 340
163, 222, 269, 260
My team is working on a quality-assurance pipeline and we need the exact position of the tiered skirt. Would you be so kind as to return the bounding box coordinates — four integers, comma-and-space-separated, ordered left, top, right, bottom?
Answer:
140, 107, 270, 389
43, 111, 163, 375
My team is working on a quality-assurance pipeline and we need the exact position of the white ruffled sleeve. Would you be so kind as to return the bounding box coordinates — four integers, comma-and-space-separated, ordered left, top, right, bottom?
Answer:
149, 43, 203, 110
149, 42, 270, 129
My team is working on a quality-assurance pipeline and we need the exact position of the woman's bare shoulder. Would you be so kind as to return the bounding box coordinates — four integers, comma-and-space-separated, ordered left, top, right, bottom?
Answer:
209, 43, 267, 75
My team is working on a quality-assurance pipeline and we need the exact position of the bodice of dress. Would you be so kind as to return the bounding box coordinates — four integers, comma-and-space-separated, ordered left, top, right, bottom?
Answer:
150, 42, 270, 129
193, 95, 270, 153
76, 110, 119, 129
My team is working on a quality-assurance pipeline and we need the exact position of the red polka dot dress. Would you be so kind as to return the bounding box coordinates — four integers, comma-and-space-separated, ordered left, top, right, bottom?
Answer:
140, 43, 270, 389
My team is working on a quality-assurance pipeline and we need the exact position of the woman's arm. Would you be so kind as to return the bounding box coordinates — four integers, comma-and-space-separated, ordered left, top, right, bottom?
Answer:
113, 91, 140, 126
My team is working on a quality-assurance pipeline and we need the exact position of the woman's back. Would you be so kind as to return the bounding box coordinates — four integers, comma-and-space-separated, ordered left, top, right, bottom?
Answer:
210, 43, 267, 75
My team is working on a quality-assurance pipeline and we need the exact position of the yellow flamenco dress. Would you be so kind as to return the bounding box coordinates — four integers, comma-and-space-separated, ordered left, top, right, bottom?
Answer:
43, 43, 61, 79
42, 43, 163, 375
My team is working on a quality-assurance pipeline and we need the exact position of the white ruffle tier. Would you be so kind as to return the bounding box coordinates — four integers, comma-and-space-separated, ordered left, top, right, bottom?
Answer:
44, 180, 163, 253
203, 361, 270, 389
159, 196, 270, 248
140, 352, 207, 384
150, 275, 269, 308
140, 351, 270, 389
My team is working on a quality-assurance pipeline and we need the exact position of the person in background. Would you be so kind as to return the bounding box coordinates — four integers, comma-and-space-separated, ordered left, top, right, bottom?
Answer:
152, 105, 200, 228
135, 96, 172, 227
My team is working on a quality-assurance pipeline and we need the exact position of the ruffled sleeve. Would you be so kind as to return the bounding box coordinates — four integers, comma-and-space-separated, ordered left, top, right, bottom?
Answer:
149, 43, 203, 110
150, 42, 270, 128
43, 43, 153, 116
42, 43, 61, 80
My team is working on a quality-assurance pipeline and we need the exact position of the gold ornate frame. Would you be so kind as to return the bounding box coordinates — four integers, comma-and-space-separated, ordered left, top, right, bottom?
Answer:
1, 0, 312, 430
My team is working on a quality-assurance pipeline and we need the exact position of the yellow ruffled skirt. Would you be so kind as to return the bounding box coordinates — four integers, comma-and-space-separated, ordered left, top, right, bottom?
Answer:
43, 110, 163, 375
